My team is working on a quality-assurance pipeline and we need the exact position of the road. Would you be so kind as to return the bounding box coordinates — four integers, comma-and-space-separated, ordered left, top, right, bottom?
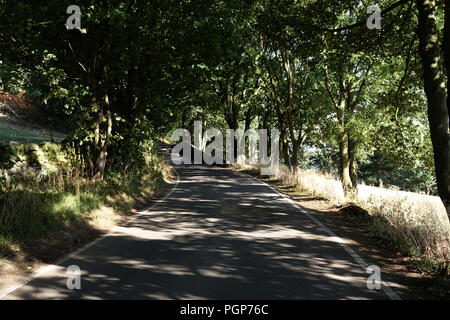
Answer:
1, 149, 400, 299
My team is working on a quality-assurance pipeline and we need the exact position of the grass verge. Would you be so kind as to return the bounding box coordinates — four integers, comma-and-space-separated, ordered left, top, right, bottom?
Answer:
0, 144, 173, 261
234, 164, 450, 298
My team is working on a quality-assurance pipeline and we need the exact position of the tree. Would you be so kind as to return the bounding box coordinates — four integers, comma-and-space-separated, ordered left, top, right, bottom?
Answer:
416, 0, 450, 220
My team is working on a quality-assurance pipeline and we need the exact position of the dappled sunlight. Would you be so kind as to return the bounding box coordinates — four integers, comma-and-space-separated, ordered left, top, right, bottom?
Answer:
231, 227, 335, 242
271, 164, 450, 261
4, 165, 397, 300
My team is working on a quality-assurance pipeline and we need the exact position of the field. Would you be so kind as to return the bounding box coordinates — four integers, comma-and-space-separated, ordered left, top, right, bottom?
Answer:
0, 115, 64, 144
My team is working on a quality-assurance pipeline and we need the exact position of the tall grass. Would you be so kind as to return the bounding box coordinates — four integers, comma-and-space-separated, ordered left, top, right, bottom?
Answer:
271, 165, 450, 262
276, 166, 346, 206
358, 185, 450, 261
0, 145, 171, 257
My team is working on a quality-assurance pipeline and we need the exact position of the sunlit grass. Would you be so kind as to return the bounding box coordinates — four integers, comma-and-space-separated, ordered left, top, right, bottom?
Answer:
0, 148, 171, 257
276, 166, 346, 206
358, 185, 450, 261
271, 165, 450, 262
0, 116, 64, 144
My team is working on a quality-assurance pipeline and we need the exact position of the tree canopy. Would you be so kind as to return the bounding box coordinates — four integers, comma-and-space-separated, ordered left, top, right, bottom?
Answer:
0, 0, 449, 219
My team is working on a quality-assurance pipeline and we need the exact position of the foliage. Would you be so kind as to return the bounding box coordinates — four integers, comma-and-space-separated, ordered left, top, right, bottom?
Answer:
0, 0, 448, 264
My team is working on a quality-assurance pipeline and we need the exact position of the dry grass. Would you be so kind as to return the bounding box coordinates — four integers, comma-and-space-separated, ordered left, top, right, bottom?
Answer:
358, 185, 450, 261
276, 166, 346, 206
241, 164, 450, 263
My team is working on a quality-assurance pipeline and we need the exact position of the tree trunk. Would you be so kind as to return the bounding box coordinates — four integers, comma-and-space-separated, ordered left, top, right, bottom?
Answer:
417, 0, 450, 220
95, 145, 108, 178
339, 130, 355, 198
94, 94, 112, 179
349, 138, 358, 191
244, 105, 254, 133
444, 0, 450, 111
292, 140, 300, 174
336, 96, 357, 199
280, 127, 291, 170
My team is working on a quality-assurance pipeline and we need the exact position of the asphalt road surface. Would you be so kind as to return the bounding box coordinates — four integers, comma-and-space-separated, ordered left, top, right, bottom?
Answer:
1, 149, 400, 300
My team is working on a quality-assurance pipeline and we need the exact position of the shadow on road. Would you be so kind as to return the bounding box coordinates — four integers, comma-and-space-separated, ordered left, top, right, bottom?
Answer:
7, 164, 402, 300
